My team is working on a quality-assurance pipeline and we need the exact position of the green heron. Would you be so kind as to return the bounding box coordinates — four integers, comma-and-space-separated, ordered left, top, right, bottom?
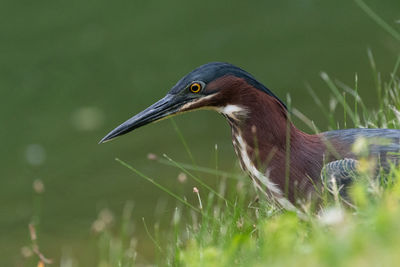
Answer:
100, 62, 400, 210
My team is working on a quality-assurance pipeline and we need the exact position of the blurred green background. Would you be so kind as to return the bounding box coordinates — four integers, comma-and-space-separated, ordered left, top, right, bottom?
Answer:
1, 0, 399, 265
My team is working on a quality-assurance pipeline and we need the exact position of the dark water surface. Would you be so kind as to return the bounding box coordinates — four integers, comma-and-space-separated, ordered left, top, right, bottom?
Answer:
1, 0, 399, 265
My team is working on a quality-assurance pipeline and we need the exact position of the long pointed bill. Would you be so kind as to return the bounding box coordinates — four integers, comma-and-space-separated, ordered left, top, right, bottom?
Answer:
99, 94, 186, 143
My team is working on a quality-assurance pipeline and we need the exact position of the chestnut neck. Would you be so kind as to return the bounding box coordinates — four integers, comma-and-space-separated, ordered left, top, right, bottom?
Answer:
222, 85, 325, 201
227, 87, 307, 161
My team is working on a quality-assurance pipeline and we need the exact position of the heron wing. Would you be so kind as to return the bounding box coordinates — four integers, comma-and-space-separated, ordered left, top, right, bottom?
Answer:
321, 158, 359, 195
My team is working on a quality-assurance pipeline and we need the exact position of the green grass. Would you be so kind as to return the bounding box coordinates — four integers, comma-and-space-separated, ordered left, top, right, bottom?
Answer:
17, 1, 400, 266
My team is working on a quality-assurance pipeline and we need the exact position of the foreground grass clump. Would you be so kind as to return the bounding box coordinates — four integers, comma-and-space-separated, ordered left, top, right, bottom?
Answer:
91, 150, 400, 267
179, 183, 400, 266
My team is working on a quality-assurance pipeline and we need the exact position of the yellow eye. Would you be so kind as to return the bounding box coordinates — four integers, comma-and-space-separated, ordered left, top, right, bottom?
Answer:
190, 82, 202, 93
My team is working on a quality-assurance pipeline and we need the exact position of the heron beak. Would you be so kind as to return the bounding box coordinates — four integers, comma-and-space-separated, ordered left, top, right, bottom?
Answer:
99, 94, 185, 143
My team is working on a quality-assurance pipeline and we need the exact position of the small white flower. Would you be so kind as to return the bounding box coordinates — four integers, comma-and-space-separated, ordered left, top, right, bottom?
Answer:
319, 207, 344, 226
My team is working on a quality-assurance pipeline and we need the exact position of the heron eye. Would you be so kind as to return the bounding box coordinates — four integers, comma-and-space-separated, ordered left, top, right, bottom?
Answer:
189, 82, 202, 93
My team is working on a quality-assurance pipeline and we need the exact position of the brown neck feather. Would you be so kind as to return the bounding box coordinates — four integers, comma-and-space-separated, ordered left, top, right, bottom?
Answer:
207, 76, 327, 203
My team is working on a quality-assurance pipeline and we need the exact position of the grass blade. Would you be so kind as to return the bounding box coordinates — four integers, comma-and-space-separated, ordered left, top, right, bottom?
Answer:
156, 158, 244, 180
116, 158, 201, 213
355, 0, 400, 42
170, 118, 196, 165
163, 154, 232, 208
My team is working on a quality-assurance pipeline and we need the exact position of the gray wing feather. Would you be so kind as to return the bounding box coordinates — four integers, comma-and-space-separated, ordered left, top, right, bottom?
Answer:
321, 158, 359, 194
